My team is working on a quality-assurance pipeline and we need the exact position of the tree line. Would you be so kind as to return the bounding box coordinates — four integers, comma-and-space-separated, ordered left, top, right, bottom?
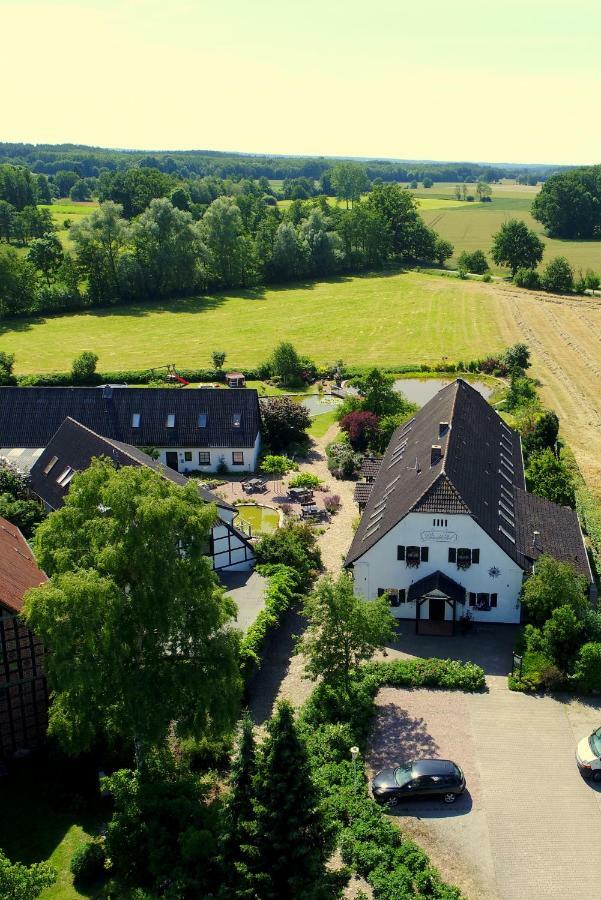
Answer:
0, 182, 453, 319
0, 141, 566, 184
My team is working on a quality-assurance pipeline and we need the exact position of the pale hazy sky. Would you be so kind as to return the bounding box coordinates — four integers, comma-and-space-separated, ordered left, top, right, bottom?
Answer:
3, 0, 600, 165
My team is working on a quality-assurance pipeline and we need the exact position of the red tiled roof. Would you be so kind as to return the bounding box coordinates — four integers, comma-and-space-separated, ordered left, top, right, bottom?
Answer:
0, 518, 47, 614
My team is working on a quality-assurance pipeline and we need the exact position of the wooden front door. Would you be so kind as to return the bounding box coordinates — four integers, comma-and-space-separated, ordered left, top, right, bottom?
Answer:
428, 597, 446, 621
165, 452, 179, 471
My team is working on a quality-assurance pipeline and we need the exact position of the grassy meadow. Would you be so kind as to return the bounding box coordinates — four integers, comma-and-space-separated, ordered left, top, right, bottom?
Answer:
0, 270, 510, 374
40, 200, 98, 249
408, 182, 601, 274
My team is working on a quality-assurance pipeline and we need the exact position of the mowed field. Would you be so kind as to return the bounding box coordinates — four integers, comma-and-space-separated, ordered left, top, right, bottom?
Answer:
411, 182, 601, 275
0, 271, 509, 373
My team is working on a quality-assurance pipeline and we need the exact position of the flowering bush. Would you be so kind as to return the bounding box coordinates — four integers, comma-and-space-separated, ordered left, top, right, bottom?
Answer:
323, 494, 341, 514
340, 411, 380, 451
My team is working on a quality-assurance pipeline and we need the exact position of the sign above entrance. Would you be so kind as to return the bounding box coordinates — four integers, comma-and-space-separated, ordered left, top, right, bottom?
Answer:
419, 530, 458, 543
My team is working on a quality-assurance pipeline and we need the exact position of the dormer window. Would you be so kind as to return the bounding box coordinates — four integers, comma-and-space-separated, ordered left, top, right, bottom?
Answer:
198, 414, 207, 428
132, 413, 141, 428
43, 455, 58, 475
233, 413, 241, 427
56, 466, 75, 487
166, 414, 175, 428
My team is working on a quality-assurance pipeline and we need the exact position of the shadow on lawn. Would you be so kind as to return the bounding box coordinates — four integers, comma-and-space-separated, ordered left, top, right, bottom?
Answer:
0, 266, 411, 336
0, 752, 106, 867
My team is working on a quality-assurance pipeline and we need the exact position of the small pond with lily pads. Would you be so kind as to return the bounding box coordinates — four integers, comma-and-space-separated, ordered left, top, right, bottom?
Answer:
235, 504, 280, 536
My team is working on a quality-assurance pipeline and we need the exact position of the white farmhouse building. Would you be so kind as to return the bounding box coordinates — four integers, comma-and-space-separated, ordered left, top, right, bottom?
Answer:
29, 418, 255, 573
0, 385, 261, 476
346, 380, 592, 634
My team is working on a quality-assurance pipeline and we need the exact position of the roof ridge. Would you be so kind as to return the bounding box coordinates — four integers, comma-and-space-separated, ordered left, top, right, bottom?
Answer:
440, 380, 461, 477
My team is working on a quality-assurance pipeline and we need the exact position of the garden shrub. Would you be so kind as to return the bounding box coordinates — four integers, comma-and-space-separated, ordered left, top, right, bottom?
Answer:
70, 840, 106, 885
239, 564, 301, 681
571, 642, 601, 694
288, 472, 322, 489
254, 521, 322, 589
324, 494, 341, 513
514, 267, 542, 290
179, 732, 234, 771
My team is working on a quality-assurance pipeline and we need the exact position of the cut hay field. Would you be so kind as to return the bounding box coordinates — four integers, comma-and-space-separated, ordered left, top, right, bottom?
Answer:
0, 271, 510, 375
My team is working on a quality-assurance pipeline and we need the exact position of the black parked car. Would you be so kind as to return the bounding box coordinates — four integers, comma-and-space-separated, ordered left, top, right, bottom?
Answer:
372, 758, 465, 805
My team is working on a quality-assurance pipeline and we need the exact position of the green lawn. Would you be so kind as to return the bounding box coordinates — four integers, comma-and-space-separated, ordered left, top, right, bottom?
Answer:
0, 271, 508, 374
309, 408, 339, 438
0, 759, 105, 900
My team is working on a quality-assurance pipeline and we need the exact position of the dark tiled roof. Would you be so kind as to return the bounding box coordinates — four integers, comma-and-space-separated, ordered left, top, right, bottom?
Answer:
354, 483, 373, 504
513, 487, 592, 581
0, 518, 47, 614
407, 571, 466, 604
359, 457, 382, 479
0, 386, 260, 450
29, 418, 235, 512
346, 380, 525, 565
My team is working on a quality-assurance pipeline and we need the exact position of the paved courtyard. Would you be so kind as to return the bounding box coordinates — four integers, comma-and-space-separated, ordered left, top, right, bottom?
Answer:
367, 630, 601, 900
219, 569, 266, 632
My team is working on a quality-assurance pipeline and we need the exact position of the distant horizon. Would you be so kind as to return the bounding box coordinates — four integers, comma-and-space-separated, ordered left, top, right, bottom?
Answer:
0, 139, 581, 172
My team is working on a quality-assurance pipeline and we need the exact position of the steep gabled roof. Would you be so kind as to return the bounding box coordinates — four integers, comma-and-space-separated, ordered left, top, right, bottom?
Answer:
29, 418, 235, 513
346, 379, 524, 566
345, 379, 591, 581
0, 386, 260, 449
513, 487, 592, 581
0, 518, 47, 614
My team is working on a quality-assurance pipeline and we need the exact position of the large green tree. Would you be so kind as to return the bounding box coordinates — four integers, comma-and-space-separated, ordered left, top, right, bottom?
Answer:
520, 555, 588, 626
525, 448, 575, 508
300, 573, 395, 694
221, 714, 258, 895
24, 461, 241, 756
201, 196, 255, 287
254, 701, 335, 899
130, 197, 206, 297
0, 851, 55, 900
491, 219, 544, 276
532, 165, 601, 238
70, 201, 129, 301
330, 162, 369, 209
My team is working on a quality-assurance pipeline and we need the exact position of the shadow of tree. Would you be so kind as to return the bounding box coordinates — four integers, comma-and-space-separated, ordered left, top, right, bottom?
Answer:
245, 605, 308, 725
368, 702, 440, 771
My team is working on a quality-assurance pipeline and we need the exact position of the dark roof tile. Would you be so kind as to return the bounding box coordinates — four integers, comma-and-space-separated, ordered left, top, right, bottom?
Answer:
30, 418, 235, 512
0, 386, 260, 449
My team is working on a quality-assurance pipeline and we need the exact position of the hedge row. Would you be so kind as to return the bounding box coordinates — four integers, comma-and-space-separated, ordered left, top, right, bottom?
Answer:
299, 658, 485, 899
239, 564, 302, 682
14, 359, 497, 388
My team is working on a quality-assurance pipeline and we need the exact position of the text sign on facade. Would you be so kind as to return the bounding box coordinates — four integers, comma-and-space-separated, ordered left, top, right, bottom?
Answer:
419, 530, 458, 543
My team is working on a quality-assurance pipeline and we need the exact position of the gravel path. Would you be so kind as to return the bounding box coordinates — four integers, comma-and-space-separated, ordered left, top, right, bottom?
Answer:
247, 425, 356, 720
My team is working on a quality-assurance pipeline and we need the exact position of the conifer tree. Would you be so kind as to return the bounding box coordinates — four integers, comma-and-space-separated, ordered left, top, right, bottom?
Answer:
253, 701, 335, 899
222, 713, 259, 898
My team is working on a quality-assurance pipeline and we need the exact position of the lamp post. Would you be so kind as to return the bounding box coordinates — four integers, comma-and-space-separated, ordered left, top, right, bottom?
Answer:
350, 745, 359, 794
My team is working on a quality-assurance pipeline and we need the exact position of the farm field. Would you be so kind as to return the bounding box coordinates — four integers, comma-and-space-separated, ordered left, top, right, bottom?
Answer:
414, 185, 601, 274
277, 195, 464, 211
0, 271, 509, 374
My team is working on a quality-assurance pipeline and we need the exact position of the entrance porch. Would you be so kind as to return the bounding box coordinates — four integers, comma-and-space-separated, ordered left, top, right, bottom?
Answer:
408, 571, 466, 636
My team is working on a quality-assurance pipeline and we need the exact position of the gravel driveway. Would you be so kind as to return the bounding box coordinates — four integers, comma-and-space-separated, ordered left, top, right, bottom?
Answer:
367, 686, 601, 900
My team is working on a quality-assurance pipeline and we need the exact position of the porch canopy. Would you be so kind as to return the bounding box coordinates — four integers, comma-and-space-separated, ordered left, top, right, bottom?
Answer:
408, 571, 466, 635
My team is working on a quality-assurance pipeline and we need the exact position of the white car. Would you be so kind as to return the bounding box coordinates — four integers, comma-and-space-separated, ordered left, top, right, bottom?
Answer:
576, 727, 601, 782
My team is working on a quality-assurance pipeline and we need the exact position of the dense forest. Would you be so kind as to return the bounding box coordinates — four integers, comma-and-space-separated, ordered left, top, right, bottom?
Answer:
0, 142, 567, 184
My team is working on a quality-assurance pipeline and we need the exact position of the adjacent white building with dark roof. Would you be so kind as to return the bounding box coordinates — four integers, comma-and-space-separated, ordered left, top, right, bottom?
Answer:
0, 385, 261, 475
29, 418, 255, 573
345, 379, 592, 634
